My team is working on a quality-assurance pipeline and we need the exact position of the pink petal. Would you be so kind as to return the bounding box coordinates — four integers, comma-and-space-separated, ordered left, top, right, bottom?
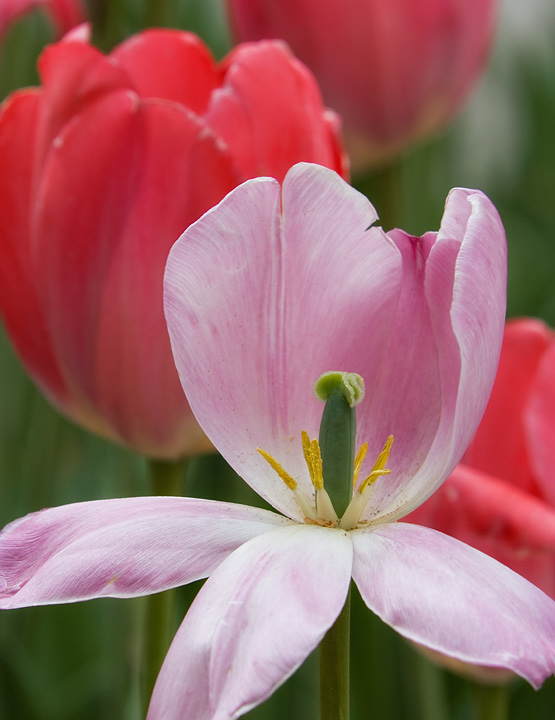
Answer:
147, 524, 352, 720
352, 523, 555, 688
0, 498, 287, 608
358, 187, 506, 521
165, 163, 402, 518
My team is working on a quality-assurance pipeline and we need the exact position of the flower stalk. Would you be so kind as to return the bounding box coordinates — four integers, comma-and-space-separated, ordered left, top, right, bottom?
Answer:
141, 458, 189, 709
474, 683, 510, 720
320, 586, 351, 720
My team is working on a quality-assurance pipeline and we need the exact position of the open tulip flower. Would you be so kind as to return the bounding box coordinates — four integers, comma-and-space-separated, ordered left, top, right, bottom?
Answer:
0, 25, 346, 459
2, 164, 555, 719
227, 0, 497, 168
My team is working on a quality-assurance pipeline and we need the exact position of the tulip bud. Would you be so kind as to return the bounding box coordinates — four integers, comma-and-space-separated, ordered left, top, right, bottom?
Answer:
227, 0, 497, 169
0, 26, 347, 458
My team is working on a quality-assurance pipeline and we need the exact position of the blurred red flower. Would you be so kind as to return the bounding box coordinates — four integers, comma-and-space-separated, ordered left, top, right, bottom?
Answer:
407, 318, 555, 681
409, 317, 555, 597
0, 25, 347, 458
0, 0, 84, 38
227, 0, 497, 169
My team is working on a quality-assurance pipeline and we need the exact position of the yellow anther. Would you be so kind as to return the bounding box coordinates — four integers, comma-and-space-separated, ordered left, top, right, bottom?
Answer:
359, 468, 391, 494
353, 442, 368, 487
358, 435, 394, 494
374, 435, 394, 471
257, 448, 297, 490
310, 438, 324, 490
301, 431, 324, 490
301, 430, 315, 483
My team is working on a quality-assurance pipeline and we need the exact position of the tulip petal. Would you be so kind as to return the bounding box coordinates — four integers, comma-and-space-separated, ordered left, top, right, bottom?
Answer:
0, 90, 70, 404
407, 464, 555, 598
148, 524, 352, 720
0, 498, 288, 608
358, 187, 506, 521
111, 29, 220, 113
34, 88, 240, 455
352, 523, 555, 687
527, 337, 555, 506
165, 163, 402, 518
465, 318, 552, 494
204, 42, 348, 182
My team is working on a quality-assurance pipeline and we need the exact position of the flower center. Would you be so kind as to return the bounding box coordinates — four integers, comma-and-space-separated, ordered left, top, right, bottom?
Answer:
257, 371, 393, 530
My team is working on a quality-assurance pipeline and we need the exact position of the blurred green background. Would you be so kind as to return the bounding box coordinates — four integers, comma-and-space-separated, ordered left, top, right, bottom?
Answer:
1, 0, 555, 718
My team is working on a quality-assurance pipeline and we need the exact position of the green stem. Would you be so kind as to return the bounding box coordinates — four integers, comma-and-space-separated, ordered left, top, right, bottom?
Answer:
320, 585, 351, 720
144, 0, 174, 27
141, 457, 189, 711
412, 650, 449, 720
148, 457, 187, 497
474, 683, 510, 720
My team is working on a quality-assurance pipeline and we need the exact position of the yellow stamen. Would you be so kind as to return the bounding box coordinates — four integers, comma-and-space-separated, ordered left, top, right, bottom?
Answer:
359, 468, 391, 494
301, 430, 324, 490
353, 442, 368, 487
301, 430, 315, 484
375, 435, 394, 471
257, 448, 297, 490
310, 438, 324, 490
358, 435, 394, 494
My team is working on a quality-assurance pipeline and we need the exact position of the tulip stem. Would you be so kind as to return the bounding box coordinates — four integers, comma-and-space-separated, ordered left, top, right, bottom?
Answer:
473, 683, 510, 720
320, 585, 351, 720
141, 458, 190, 712
147, 457, 188, 497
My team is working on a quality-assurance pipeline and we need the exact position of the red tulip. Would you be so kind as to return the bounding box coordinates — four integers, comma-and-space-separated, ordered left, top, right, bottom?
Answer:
0, 0, 84, 38
227, 0, 497, 168
408, 318, 555, 652
0, 25, 347, 458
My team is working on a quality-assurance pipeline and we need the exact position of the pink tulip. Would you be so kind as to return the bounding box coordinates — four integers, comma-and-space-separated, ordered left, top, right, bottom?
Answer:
0, 0, 84, 38
409, 318, 555, 599
2, 165, 555, 717
0, 26, 346, 458
227, 0, 497, 168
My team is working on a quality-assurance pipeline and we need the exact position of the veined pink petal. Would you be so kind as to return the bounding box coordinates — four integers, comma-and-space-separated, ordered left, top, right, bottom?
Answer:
358, 187, 506, 521
165, 163, 402, 518
352, 523, 555, 688
148, 524, 352, 720
0, 498, 288, 608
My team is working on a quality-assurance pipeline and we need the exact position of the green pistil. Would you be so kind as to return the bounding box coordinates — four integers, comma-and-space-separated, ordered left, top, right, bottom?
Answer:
314, 372, 364, 518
